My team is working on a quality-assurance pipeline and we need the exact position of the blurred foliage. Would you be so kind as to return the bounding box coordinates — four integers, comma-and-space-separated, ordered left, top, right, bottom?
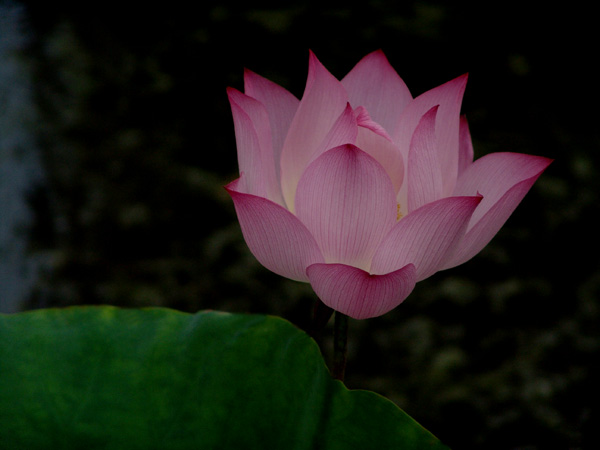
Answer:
11, 0, 599, 448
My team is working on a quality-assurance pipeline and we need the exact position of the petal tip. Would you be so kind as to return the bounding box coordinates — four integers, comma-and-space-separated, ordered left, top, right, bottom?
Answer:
226, 86, 240, 97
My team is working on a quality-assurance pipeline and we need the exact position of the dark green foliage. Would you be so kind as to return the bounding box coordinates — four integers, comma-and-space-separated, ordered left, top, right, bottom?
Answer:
0, 307, 448, 449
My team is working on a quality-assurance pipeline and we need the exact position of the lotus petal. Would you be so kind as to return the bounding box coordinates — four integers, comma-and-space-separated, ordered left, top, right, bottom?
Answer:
371, 196, 482, 281
307, 263, 417, 319
341, 50, 412, 133
295, 144, 396, 271
227, 88, 282, 204
243, 69, 299, 183
407, 106, 444, 212
226, 178, 324, 282
443, 152, 553, 268
280, 51, 348, 211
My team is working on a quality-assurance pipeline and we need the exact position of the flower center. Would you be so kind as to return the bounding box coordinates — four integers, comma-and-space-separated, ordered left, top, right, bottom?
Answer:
396, 203, 403, 221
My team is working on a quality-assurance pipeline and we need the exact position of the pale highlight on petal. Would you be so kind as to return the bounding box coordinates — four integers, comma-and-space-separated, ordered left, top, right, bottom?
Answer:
371, 196, 482, 281
307, 263, 417, 319
226, 178, 324, 282
341, 50, 412, 133
295, 145, 397, 271
280, 51, 349, 211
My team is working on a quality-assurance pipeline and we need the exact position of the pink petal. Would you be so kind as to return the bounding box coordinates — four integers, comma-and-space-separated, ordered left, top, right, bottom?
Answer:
407, 106, 444, 212
225, 177, 324, 282
243, 69, 299, 182
227, 88, 282, 204
353, 106, 404, 193
306, 103, 358, 166
341, 50, 412, 133
295, 144, 397, 271
371, 196, 482, 281
458, 115, 474, 176
307, 263, 417, 319
392, 74, 468, 197
280, 51, 349, 211
356, 126, 404, 194
354, 105, 393, 141
443, 152, 553, 269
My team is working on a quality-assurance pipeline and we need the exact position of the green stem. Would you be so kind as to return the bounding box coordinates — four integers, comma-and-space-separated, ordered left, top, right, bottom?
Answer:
332, 311, 348, 381
309, 299, 334, 344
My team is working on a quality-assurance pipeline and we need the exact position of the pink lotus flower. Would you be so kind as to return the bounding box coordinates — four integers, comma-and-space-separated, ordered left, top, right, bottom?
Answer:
225, 50, 551, 320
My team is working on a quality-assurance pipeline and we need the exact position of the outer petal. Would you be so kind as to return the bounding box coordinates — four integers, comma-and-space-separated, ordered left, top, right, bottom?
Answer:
227, 88, 283, 205
295, 144, 397, 271
243, 69, 299, 182
371, 196, 482, 281
306, 263, 417, 319
280, 51, 349, 211
407, 106, 444, 213
458, 115, 474, 176
392, 74, 468, 199
226, 177, 324, 282
443, 152, 553, 269
341, 50, 412, 133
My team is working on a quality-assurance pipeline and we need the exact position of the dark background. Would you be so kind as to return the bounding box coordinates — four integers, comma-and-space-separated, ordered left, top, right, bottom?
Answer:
7, 1, 599, 448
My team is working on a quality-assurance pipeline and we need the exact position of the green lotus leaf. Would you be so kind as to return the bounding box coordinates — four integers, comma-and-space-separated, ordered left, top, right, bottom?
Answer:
0, 307, 448, 449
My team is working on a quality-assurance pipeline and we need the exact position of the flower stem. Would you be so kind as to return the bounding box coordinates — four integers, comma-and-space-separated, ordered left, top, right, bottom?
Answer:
333, 311, 348, 381
310, 298, 334, 344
